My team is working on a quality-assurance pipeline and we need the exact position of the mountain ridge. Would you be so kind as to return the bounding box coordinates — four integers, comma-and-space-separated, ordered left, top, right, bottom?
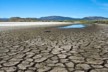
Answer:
39, 16, 79, 21
0, 16, 108, 21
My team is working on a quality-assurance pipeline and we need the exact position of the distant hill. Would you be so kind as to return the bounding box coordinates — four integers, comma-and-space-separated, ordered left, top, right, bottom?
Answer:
0, 17, 39, 22
39, 16, 108, 21
83, 16, 108, 20
39, 16, 78, 21
0, 16, 108, 22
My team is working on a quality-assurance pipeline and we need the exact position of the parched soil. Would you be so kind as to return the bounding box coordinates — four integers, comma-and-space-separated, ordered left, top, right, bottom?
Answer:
0, 24, 108, 72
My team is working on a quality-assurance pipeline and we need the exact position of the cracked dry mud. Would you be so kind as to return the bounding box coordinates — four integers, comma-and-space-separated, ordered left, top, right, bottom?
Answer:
0, 24, 108, 72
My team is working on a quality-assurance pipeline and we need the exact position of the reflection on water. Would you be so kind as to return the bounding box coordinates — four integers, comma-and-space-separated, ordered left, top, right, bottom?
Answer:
59, 24, 87, 29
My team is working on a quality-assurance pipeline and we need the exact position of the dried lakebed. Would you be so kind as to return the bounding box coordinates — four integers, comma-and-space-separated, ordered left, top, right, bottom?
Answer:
0, 24, 108, 72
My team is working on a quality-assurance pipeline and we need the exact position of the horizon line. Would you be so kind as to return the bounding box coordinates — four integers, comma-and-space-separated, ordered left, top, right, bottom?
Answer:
0, 15, 108, 18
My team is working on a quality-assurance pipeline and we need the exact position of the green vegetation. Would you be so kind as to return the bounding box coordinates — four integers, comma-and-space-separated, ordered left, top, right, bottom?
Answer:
80, 20, 108, 24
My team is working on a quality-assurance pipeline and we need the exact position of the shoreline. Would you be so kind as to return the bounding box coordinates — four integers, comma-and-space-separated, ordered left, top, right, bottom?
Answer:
0, 22, 73, 31
0, 22, 73, 26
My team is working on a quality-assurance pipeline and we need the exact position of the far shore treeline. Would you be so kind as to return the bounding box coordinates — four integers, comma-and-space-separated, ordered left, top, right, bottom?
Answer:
0, 16, 108, 24
0, 17, 40, 22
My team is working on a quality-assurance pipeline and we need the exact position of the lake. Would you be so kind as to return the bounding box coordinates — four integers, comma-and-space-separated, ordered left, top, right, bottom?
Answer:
58, 24, 88, 29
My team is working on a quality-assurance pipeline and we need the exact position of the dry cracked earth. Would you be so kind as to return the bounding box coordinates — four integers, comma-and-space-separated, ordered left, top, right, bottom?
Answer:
0, 24, 108, 72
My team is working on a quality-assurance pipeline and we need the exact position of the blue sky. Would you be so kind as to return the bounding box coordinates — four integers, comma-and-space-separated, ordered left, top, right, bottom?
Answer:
0, 0, 108, 18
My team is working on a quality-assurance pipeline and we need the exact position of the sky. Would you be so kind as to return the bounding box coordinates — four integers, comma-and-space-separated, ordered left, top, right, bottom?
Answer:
0, 0, 108, 18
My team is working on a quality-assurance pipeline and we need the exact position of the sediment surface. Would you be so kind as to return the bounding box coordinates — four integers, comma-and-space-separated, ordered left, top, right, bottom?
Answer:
0, 24, 108, 72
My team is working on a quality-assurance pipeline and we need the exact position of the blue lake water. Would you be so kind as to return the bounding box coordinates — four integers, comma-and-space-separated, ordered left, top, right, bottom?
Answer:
59, 24, 87, 29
